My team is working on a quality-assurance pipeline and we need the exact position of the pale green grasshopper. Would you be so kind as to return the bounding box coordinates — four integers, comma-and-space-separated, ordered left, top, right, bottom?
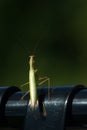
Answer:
20, 55, 50, 116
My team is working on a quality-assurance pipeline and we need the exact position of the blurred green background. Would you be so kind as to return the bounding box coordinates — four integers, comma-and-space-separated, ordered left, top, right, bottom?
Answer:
0, 0, 87, 88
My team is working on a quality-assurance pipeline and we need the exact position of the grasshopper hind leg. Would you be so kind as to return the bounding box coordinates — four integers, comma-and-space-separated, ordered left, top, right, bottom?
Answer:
20, 82, 29, 100
21, 91, 29, 100
38, 77, 50, 99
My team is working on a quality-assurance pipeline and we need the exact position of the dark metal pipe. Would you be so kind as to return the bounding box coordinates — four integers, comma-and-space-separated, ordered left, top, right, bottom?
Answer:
0, 85, 87, 129
72, 89, 87, 127
5, 90, 87, 120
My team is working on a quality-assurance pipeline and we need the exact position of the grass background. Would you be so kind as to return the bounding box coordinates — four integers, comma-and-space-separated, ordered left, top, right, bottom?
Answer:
0, 0, 87, 89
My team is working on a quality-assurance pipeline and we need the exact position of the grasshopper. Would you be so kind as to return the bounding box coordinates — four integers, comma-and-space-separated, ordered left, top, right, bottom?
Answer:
21, 55, 50, 115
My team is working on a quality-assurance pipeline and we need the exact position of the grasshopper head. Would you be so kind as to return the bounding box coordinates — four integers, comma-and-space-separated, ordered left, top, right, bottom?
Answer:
29, 55, 35, 65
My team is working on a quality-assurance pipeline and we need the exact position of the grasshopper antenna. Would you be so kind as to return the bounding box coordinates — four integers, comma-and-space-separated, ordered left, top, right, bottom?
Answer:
32, 40, 40, 55
31, 34, 44, 56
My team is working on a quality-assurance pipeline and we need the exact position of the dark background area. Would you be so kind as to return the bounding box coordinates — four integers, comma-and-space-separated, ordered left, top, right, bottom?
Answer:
0, 0, 87, 88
